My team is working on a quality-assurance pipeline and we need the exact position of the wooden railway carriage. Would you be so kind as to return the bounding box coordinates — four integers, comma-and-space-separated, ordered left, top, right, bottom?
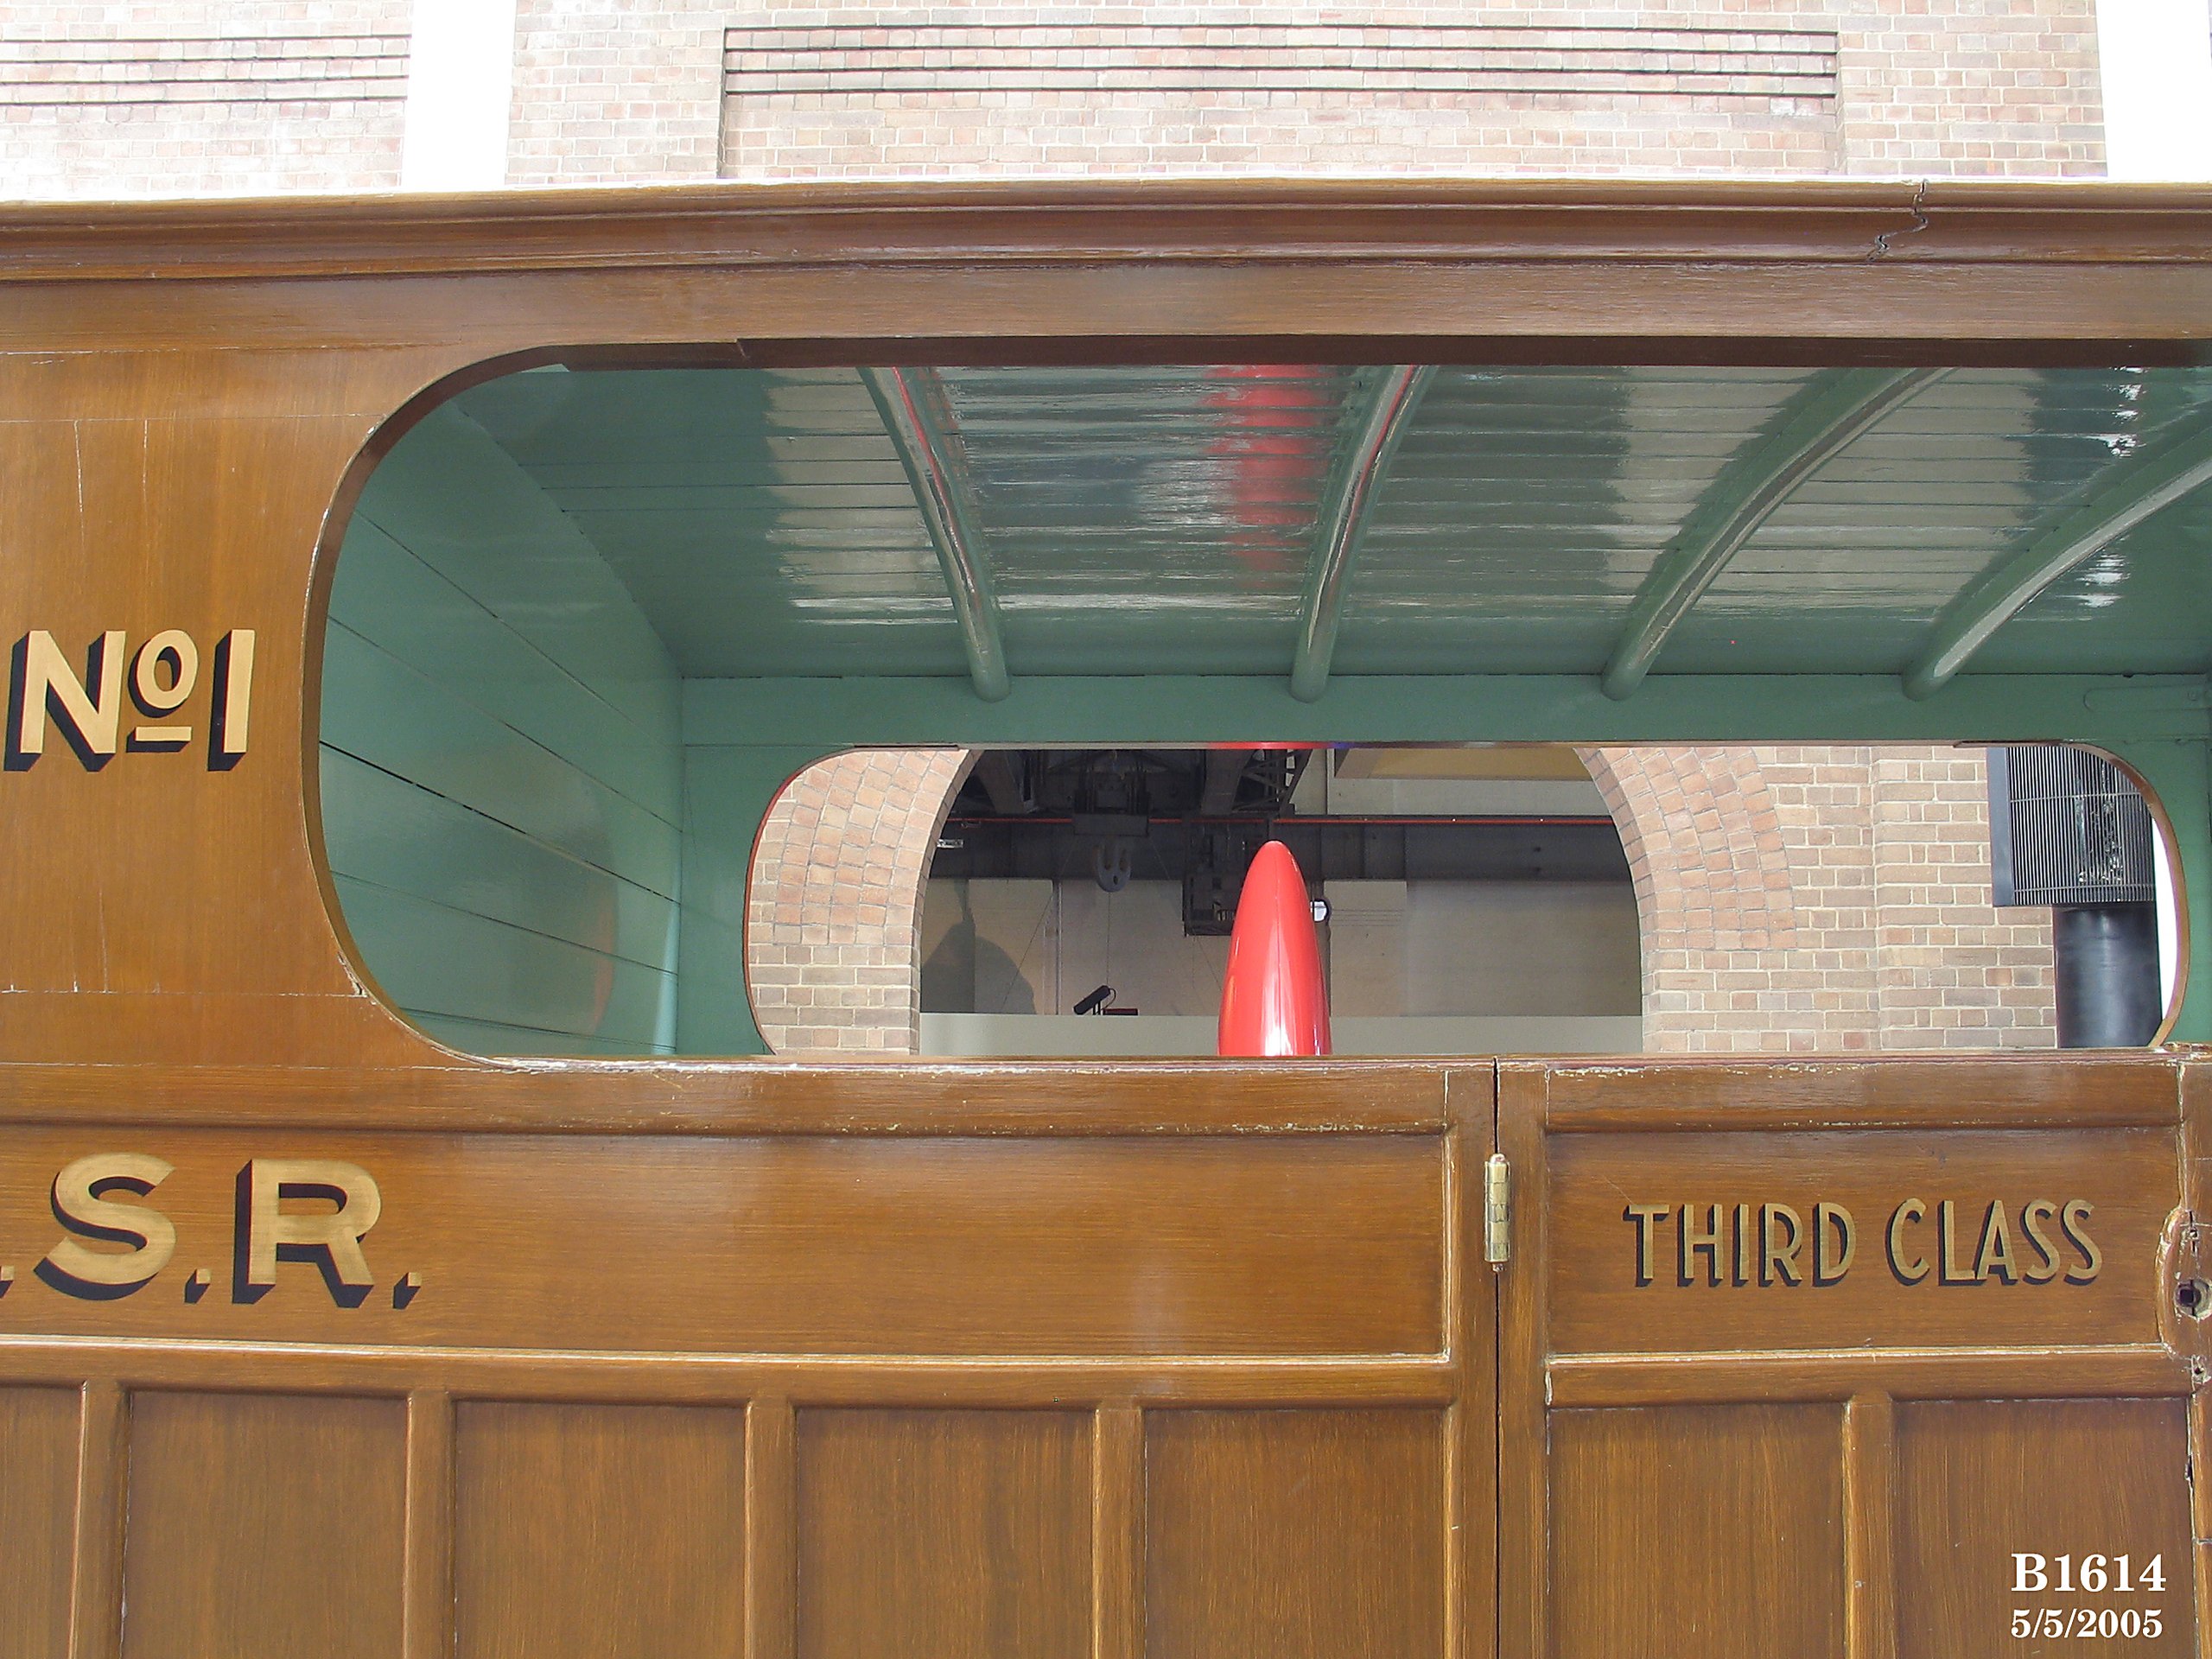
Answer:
3, 180, 2212, 1658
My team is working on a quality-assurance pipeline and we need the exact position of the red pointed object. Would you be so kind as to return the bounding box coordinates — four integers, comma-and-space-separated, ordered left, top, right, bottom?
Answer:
1217, 840, 1332, 1057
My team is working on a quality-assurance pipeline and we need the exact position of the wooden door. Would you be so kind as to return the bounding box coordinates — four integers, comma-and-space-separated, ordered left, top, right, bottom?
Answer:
0, 1064, 1493, 1659
1498, 1055, 2202, 1659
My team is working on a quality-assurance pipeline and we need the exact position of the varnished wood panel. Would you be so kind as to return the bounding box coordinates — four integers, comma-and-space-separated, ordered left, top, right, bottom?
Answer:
0, 1128, 1442, 1357
1548, 1403, 1846, 1659
1896, 1399, 2194, 1658
1537, 1053, 2180, 1130
454, 1402, 746, 1659
0, 1387, 78, 1659
795, 1408, 1091, 1659
120, 1391, 407, 1659
1546, 1128, 2174, 1356
1145, 1408, 1446, 1659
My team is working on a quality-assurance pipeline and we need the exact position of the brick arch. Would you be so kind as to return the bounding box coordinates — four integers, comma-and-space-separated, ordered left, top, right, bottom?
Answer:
1576, 747, 1798, 950
1578, 745, 2053, 1054
745, 748, 973, 1055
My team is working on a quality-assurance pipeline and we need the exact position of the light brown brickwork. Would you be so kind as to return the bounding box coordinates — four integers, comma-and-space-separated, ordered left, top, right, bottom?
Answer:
745, 748, 972, 1055
507, 0, 724, 184
1580, 744, 2056, 1052
0, 2, 409, 198
713, 2, 2101, 181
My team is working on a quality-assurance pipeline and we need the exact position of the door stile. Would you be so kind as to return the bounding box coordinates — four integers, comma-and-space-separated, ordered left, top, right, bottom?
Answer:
1495, 1061, 1549, 1659
67, 1377, 127, 1659
1446, 1063, 1502, 1659
1842, 1390, 1898, 1659
402, 1389, 455, 1659
2182, 1061, 2212, 1659
1091, 1402, 1145, 1659
744, 1395, 797, 1659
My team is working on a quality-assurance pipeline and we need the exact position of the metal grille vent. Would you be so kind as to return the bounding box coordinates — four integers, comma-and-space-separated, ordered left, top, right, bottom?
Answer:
1988, 746, 2155, 906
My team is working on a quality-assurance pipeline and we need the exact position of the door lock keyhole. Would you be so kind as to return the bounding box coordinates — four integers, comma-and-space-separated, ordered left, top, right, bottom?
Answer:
2176, 1275, 2212, 1322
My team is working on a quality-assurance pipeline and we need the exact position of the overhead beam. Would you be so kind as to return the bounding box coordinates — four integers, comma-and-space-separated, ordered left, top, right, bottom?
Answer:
1200, 747, 1250, 816
1600, 367, 1947, 701
972, 750, 1032, 814
859, 365, 1011, 702
687, 671, 2211, 751
1290, 365, 1435, 703
1904, 410, 2212, 700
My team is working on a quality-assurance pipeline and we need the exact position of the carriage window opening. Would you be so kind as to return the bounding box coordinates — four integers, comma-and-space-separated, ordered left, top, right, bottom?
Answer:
315, 359, 2203, 1060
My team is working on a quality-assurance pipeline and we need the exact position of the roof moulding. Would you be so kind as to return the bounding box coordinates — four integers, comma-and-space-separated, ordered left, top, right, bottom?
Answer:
1599, 366, 1948, 701
860, 365, 1012, 703
1903, 406, 2212, 701
1290, 364, 1437, 703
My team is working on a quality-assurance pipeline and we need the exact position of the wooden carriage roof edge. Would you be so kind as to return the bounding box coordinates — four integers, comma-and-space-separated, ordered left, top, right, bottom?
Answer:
3, 176, 2212, 283
0, 1052, 2189, 1135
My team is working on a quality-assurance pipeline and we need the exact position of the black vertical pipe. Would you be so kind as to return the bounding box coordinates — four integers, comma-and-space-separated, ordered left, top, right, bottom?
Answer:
2053, 902, 2161, 1047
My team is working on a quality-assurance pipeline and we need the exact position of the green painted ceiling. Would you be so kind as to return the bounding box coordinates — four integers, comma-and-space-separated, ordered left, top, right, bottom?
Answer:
441, 362, 2212, 684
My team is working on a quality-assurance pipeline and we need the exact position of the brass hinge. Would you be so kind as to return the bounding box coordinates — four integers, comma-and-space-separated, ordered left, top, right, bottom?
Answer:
1484, 1153, 1511, 1268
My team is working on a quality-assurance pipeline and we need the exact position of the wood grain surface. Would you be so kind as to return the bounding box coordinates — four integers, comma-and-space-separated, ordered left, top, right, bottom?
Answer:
1896, 1398, 2194, 1659
797, 1409, 1093, 1659
118, 1392, 407, 1659
0, 1128, 1445, 1358
1545, 1127, 2176, 1356
1145, 1408, 1447, 1659
1548, 1402, 1847, 1658
454, 1402, 747, 1659
0, 1388, 78, 1659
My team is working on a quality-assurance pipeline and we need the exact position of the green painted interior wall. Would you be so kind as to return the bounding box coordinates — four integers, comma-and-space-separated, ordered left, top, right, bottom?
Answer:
320, 404, 693, 1056
315, 364, 2212, 1056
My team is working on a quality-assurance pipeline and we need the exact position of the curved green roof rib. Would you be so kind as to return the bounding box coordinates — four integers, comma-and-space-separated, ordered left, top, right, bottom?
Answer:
1600, 368, 1948, 700
1904, 406, 2212, 700
431, 361, 2212, 690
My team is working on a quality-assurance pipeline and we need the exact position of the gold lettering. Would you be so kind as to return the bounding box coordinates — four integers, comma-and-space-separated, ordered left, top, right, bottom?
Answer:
1888, 1198, 1929, 1284
2061, 1199, 2101, 1284
128, 629, 198, 748
41, 1153, 175, 1294
1680, 1204, 1723, 1287
1937, 1198, 1980, 1284
1760, 1203, 1804, 1286
1974, 1199, 2019, 1284
243, 1158, 381, 1298
2020, 1199, 2062, 1283
1733, 1202, 1754, 1286
210, 628, 255, 763
1813, 1201, 1856, 1285
1625, 1203, 1669, 1286
14, 630, 124, 760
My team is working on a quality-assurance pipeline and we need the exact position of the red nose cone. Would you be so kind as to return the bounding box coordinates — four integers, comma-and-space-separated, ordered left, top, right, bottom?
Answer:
1217, 840, 1332, 1058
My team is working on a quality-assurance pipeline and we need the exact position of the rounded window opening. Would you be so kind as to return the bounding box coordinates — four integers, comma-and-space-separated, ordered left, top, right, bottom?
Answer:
915, 745, 1641, 1058
315, 359, 2196, 1060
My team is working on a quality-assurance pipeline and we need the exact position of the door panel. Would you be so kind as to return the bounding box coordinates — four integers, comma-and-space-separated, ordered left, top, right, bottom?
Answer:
1548, 1403, 1846, 1659
795, 1408, 1094, 1659
0, 1387, 79, 1659
1895, 1399, 2193, 1659
120, 1392, 409, 1659
453, 1402, 748, 1659
1146, 1408, 1450, 1659
1502, 1058, 2199, 1659
0, 1064, 1492, 1659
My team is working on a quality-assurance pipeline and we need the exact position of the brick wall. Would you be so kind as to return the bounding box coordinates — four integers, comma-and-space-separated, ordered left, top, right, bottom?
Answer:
1, 1, 409, 198
507, 0, 724, 184
1582, 744, 2056, 1052
3, 0, 2107, 194
745, 749, 972, 1055
714, 2, 2103, 181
